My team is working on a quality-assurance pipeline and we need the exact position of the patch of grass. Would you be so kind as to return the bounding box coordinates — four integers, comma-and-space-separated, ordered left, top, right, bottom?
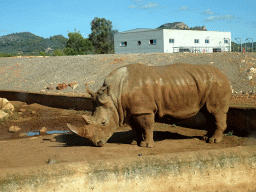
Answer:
224, 131, 234, 136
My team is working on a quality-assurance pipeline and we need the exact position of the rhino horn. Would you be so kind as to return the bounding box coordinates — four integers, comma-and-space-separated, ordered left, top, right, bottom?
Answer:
82, 115, 92, 124
67, 123, 79, 134
67, 123, 90, 137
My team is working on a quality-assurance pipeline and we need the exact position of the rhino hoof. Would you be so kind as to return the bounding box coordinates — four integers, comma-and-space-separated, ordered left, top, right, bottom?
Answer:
140, 141, 154, 148
208, 137, 222, 144
131, 140, 137, 145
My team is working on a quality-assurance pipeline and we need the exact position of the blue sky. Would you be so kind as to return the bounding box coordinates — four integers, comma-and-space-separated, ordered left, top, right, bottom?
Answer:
1, 0, 255, 43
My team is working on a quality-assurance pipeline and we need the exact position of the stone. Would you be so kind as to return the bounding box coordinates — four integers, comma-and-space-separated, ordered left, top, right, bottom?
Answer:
249, 68, 256, 73
39, 127, 47, 135
0, 110, 9, 119
9, 126, 21, 133
247, 76, 253, 81
56, 83, 68, 90
19, 108, 26, 112
68, 81, 78, 87
0, 98, 14, 113
71, 84, 78, 89
31, 110, 37, 115
46, 86, 54, 90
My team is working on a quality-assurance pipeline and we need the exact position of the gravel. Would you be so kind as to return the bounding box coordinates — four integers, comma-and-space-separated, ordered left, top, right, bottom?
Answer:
0, 52, 256, 95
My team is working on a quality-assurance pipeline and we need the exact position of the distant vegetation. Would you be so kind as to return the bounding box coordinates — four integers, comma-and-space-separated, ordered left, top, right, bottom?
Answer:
232, 41, 255, 52
0, 17, 118, 57
0, 32, 68, 56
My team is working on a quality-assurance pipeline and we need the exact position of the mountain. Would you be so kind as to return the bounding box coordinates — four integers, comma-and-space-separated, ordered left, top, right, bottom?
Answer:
0, 32, 68, 55
157, 22, 207, 31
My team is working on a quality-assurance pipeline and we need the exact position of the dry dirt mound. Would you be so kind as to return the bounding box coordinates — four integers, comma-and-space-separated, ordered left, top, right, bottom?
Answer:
0, 52, 256, 94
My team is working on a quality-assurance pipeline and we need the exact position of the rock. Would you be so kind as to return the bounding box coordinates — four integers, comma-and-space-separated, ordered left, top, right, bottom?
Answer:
46, 86, 54, 90
71, 84, 78, 89
247, 76, 253, 81
0, 98, 14, 112
31, 110, 37, 115
249, 68, 256, 73
40, 90, 46, 93
39, 127, 47, 135
68, 81, 77, 87
241, 60, 245, 62
19, 108, 26, 112
47, 157, 56, 164
9, 126, 21, 133
0, 110, 9, 119
56, 83, 68, 90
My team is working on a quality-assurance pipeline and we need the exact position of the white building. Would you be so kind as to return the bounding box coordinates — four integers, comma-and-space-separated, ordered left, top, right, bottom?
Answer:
114, 28, 231, 54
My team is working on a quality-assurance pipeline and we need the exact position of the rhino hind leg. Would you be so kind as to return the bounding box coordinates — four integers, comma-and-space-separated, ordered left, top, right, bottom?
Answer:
208, 112, 227, 143
130, 113, 155, 148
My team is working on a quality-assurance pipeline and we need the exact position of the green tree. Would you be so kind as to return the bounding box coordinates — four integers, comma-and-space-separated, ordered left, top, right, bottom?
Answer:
89, 17, 118, 54
64, 29, 93, 55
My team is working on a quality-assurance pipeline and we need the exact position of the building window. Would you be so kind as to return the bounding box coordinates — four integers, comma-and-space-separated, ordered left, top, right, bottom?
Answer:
138, 41, 141, 45
120, 42, 127, 47
224, 40, 229, 44
194, 39, 199, 43
149, 39, 156, 45
169, 39, 174, 43
205, 39, 209, 44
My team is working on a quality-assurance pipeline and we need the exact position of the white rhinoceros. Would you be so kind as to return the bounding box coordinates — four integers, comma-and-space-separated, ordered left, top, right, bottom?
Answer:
67, 63, 232, 147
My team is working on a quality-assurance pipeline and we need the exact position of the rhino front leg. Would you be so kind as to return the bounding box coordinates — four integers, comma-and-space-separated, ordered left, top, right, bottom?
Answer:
208, 113, 227, 143
131, 113, 155, 148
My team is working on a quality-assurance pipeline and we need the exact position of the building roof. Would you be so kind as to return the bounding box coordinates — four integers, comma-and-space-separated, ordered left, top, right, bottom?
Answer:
118, 28, 156, 33
117, 28, 230, 34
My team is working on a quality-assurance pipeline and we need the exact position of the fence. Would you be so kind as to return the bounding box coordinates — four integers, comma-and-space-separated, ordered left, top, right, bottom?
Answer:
173, 46, 231, 53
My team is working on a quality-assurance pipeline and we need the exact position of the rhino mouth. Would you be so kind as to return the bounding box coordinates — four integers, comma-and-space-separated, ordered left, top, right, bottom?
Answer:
96, 140, 104, 147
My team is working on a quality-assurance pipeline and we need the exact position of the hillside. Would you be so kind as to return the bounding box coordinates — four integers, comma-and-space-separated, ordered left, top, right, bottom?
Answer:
0, 32, 68, 55
157, 22, 207, 31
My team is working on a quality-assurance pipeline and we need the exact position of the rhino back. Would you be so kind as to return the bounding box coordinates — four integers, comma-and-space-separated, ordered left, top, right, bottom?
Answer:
120, 64, 231, 119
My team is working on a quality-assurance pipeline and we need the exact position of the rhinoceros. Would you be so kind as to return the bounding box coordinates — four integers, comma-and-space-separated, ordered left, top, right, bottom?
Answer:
67, 63, 231, 147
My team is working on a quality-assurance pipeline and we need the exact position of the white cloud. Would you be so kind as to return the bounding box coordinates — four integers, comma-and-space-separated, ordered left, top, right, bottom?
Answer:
178, 6, 189, 11
128, 4, 137, 8
203, 14, 235, 21
128, 1, 160, 10
141, 2, 159, 9
201, 9, 216, 15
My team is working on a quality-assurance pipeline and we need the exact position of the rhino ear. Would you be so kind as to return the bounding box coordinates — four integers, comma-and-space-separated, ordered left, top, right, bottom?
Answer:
98, 85, 111, 104
82, 115, 92, 124
86, 87, 96, 99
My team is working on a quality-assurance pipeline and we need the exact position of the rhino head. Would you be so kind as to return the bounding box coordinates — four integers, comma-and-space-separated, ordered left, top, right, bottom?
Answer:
67, 85, 120, 147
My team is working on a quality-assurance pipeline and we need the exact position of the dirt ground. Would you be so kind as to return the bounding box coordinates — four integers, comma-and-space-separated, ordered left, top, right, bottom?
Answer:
0, 95, 256, 170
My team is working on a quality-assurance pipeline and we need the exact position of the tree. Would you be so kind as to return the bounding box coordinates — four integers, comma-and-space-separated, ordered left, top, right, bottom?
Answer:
89, 17, 118, 54
64, 29, 93, 55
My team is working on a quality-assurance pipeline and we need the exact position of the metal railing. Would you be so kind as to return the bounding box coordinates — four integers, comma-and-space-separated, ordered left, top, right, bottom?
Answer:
172, 46, 231, 53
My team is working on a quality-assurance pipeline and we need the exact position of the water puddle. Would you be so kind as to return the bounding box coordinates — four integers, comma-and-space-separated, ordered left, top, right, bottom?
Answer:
27, 130, 70, 136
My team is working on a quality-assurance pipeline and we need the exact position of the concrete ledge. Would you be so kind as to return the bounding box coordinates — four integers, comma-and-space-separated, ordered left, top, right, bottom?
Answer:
0, 90, 93, 110
0, 146, 255, 192
1, 90, 256, 135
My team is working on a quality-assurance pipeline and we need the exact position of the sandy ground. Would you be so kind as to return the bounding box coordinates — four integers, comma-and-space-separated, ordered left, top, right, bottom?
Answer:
0, 96, 256, 169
